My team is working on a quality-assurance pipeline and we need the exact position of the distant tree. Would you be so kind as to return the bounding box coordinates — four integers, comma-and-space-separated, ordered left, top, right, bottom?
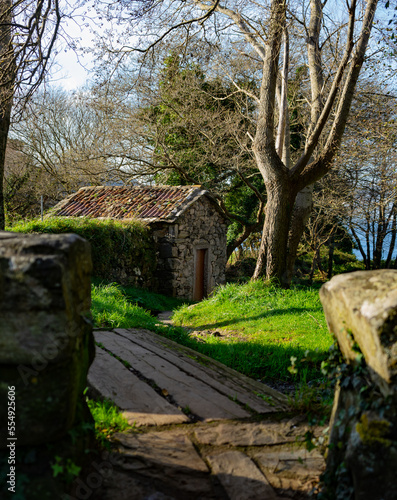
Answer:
4, 139, 59, 223
0, 0, 61, 229
139, 53, 265, 257
334, 78, 397, 269
299, 171, 352, 282
12, 86, 137, 195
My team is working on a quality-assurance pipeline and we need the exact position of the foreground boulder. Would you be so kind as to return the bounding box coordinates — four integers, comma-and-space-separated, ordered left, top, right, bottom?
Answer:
0, 231, 95, 499
320, 270, 397, 500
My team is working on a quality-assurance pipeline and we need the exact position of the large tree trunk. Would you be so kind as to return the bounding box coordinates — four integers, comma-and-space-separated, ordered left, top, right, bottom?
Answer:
0, 105, 12, 230
285, 185, 313, 283
0, 0, 14, 230
252, 176, 295, 284
213, 0, 378, 287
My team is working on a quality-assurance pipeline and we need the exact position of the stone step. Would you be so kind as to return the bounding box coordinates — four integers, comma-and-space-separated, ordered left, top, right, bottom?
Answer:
88, 346, 189, 426
194, 419, 310, 447
206, 451, 279, 500
94, 330, 251, 421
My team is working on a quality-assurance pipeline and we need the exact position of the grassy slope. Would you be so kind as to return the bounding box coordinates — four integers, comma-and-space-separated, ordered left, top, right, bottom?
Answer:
172, 281, 332, 384
91, 281, 333, 387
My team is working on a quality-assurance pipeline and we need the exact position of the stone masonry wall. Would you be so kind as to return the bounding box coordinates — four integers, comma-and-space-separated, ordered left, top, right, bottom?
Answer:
319, 270, 397, 500
153, 196, 227, 300
0, 231, 95, 498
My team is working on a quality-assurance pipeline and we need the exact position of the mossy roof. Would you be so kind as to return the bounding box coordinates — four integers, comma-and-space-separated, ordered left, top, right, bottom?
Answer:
50, 185, 210, 223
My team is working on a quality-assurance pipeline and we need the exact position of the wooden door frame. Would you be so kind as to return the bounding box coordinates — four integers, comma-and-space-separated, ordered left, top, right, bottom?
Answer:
193, 245, 210, 301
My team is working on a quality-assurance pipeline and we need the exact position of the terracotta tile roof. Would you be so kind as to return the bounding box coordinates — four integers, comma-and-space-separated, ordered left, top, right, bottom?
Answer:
50, 185, 208, 223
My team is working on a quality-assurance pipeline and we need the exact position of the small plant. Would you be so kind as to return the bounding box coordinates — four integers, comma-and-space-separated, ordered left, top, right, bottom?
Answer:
254, 393, 275, 406
182, 405, 192, 415
51, 456, 81, 483
86, 398, 131, 444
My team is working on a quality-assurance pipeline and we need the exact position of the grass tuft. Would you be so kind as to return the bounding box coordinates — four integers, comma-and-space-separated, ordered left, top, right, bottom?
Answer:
86, 398, 131, 443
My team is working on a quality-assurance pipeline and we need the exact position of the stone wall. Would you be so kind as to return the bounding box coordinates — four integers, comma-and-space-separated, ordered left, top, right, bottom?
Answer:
319, 270, 397, 500
153, 196, 227, 300
0, 231, 94, 499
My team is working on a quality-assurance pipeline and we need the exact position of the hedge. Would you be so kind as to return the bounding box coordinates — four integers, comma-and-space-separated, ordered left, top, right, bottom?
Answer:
11, 217, 156, 285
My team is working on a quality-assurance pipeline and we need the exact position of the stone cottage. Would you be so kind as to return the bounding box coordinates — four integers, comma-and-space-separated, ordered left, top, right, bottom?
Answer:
51, 185, 228, 300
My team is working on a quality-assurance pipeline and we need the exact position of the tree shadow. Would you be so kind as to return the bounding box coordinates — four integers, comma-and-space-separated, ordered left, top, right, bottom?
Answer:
187, 307, 322, 331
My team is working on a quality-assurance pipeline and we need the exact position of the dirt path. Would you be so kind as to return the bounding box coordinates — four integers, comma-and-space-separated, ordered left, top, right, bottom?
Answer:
86, 327, 325, 499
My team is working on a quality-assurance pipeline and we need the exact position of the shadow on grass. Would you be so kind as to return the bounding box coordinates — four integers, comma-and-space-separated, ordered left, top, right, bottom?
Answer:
178, 306, 323, 331
159, 324, 328, 384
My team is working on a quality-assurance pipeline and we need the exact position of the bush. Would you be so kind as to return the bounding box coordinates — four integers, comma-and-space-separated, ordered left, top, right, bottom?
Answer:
11, 217, 156, 284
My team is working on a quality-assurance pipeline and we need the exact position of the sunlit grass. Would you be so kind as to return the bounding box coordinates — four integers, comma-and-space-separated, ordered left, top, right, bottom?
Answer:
172, 280, 332, 384
86, 398, 131, 443
91, 283, 158, 330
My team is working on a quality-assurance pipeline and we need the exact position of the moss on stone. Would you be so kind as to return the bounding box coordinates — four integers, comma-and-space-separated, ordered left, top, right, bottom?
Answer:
356, 413, 392, 447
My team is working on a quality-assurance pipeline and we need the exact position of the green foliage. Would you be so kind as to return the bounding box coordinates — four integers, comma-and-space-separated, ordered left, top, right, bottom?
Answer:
91, 282, 188, 337
51, 456, 81, 483
172, 280, 333, 384
294, 248, 365, 285
10, 217, 155, 281
91, 283, 158, 329
98, 280, 187, 312
145, 52, 265, 249
86, 398, 130, 443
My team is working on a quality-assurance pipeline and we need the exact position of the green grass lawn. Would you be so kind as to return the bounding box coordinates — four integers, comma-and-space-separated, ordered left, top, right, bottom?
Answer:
91, 280, 333, 393
172, 280, 333, 385
91, 281, 188, 330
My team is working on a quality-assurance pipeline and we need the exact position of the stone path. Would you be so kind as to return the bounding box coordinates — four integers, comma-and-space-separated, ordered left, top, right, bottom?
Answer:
87, 327, 325, 499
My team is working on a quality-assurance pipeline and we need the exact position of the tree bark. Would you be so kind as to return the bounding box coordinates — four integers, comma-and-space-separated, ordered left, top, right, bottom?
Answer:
0, 104, 12, 230
285, 185, 313, 283
284, 0, 322, 283
252, 176, 295, 284
0, 0, 14, 230
385, 204, 397, 268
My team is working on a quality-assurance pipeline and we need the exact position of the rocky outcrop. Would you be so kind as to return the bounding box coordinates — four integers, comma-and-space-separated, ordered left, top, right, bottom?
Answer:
320, 270, 397, 500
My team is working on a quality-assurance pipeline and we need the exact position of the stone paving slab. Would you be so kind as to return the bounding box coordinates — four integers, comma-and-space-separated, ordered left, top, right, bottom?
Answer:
88, 346, 189, 426
194, 419, 309, 446
95, 330, 251, 421
114, 328, 289, 413
254, 448, 325, 493
206, 450, 279, 500
111, 430, 219, 499
89, 327, 325, 500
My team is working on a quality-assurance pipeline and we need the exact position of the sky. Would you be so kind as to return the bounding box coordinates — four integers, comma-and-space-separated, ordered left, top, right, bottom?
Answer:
49, 5, 99, 90
51, 48, 91, 90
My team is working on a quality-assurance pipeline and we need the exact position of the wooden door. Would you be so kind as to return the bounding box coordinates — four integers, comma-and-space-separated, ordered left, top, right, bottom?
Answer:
193, 249, 207, 301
